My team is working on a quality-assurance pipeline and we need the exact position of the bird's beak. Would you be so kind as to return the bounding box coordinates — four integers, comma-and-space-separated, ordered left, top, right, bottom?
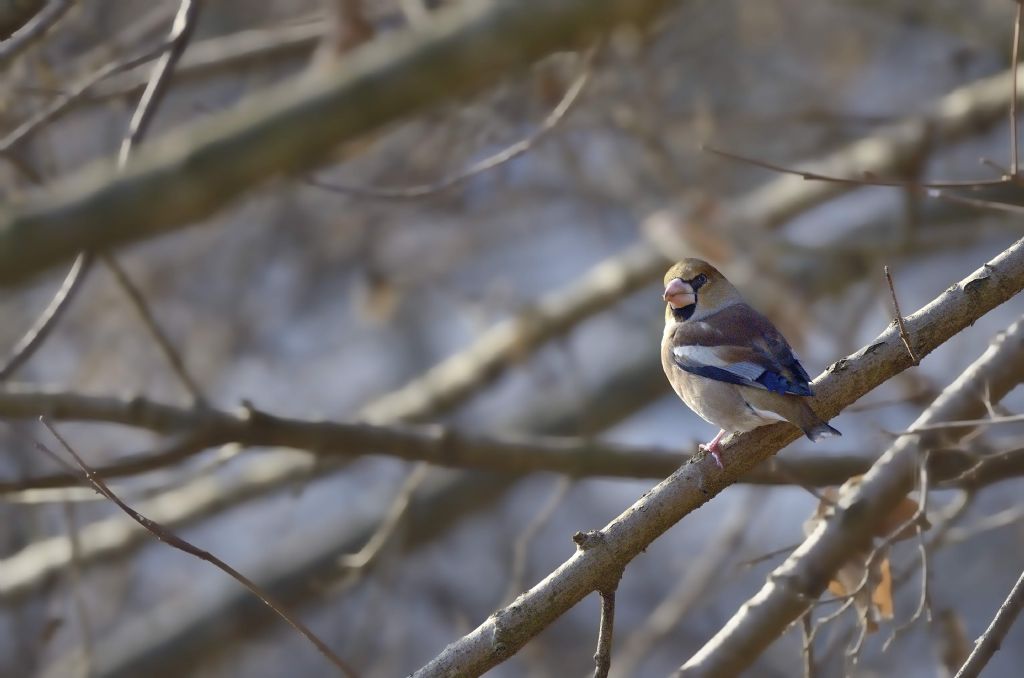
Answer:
663, 278, 696, 309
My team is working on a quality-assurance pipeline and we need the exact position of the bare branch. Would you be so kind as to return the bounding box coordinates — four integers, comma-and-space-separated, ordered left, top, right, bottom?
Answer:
0, 0, 74, 67
954, 567, 1024, 678
118, 0, 202, 163
677, 312, 1024, 677
704, 144, 1007, 192
593, 588, 618, 678
100, 253, 205, 403
0, 253, 91, 381
0, 39, 171, 155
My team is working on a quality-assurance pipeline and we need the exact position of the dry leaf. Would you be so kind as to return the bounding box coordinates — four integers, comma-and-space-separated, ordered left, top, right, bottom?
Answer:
805, 476, 926, 634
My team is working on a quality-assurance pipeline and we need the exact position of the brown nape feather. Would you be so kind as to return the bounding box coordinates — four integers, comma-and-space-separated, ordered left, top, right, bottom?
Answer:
741, 388, 842, 442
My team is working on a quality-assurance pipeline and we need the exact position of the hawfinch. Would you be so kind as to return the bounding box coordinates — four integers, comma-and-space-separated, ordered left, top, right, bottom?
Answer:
661, 259, 840, 467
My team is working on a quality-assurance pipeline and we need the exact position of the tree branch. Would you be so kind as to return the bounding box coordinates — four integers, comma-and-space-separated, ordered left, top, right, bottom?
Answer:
0, 385, 883, 492
0, 0, 73, 66
411, 239, 1024, 678
677, 312, 1024, 677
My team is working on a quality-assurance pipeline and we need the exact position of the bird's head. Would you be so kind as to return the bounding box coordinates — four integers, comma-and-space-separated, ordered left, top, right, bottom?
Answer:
662, 259, 739, 323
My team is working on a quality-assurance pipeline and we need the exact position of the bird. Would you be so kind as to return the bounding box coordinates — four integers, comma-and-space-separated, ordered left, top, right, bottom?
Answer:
660, 258, 840, 467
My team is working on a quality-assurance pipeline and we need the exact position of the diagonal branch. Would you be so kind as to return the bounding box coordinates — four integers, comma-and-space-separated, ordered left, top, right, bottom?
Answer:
677, 312, 1024, 677
410, 238, 1024, 678
955, 567, 1024, 678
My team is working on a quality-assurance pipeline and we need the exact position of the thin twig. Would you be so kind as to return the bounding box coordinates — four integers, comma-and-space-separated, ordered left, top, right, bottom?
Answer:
928, 189, 1024, 215
0, 39, 171, 154
593, 588, 617, 678
703, 144, 1008, 191
119, 0, 202, 164
0, 0, 75, 68
801, 613, 815, 678
336, 462, 430, 572
736, 543, 800, 570
36, 417, 359, 678
0, 253, 92, 381
954, 567, 1024, 678
502, 476, 572, 605
884, 265, 920, 365
310, 46, 595, 200
100, 253, 205, 403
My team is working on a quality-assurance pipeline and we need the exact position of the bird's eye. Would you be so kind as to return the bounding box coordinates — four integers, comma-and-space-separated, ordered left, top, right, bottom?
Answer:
692, 273, 708, 290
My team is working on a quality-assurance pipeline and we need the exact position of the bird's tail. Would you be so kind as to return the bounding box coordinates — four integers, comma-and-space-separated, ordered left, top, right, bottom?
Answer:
803, 421, 841, 442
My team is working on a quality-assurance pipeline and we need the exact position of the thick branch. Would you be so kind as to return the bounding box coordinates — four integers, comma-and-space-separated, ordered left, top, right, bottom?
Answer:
678, 313, 1024, 677
411, 238, 1024, 677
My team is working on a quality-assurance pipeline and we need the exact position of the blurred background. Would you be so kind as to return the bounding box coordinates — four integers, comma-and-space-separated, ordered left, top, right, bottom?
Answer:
1, 1, 1023, 676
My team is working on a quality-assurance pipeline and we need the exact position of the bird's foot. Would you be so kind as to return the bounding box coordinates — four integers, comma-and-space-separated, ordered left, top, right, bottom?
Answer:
699, 430, 728, 468
698, 442, 724, 469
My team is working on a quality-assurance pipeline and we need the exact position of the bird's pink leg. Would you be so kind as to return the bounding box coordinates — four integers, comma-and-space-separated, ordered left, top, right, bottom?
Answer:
699, 429, 727, 468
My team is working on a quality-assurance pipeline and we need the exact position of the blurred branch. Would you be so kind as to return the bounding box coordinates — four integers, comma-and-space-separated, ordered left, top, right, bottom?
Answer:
0, 253, 89, 380
678, 313, 1024, 677
0, 38, 170, 155
0, 0, 73, 66
118, 0, 201, 163
0, 0, 678, 286
411, 242, 1024, 677
0, 386, 877, 492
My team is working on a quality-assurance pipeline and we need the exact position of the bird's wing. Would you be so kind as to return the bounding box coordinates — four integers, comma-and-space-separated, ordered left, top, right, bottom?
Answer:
669, 304, 813, 396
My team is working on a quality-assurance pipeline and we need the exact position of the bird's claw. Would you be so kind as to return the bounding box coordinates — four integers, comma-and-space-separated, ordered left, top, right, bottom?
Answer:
698, 443, 724, 469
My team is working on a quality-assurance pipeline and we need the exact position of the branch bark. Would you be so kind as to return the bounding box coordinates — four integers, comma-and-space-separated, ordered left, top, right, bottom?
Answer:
678, 312, 1024, 677
410, 237, 1024, 677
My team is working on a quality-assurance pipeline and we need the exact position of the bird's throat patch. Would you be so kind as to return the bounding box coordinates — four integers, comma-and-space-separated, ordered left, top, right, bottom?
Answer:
673, 303, 696, 321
